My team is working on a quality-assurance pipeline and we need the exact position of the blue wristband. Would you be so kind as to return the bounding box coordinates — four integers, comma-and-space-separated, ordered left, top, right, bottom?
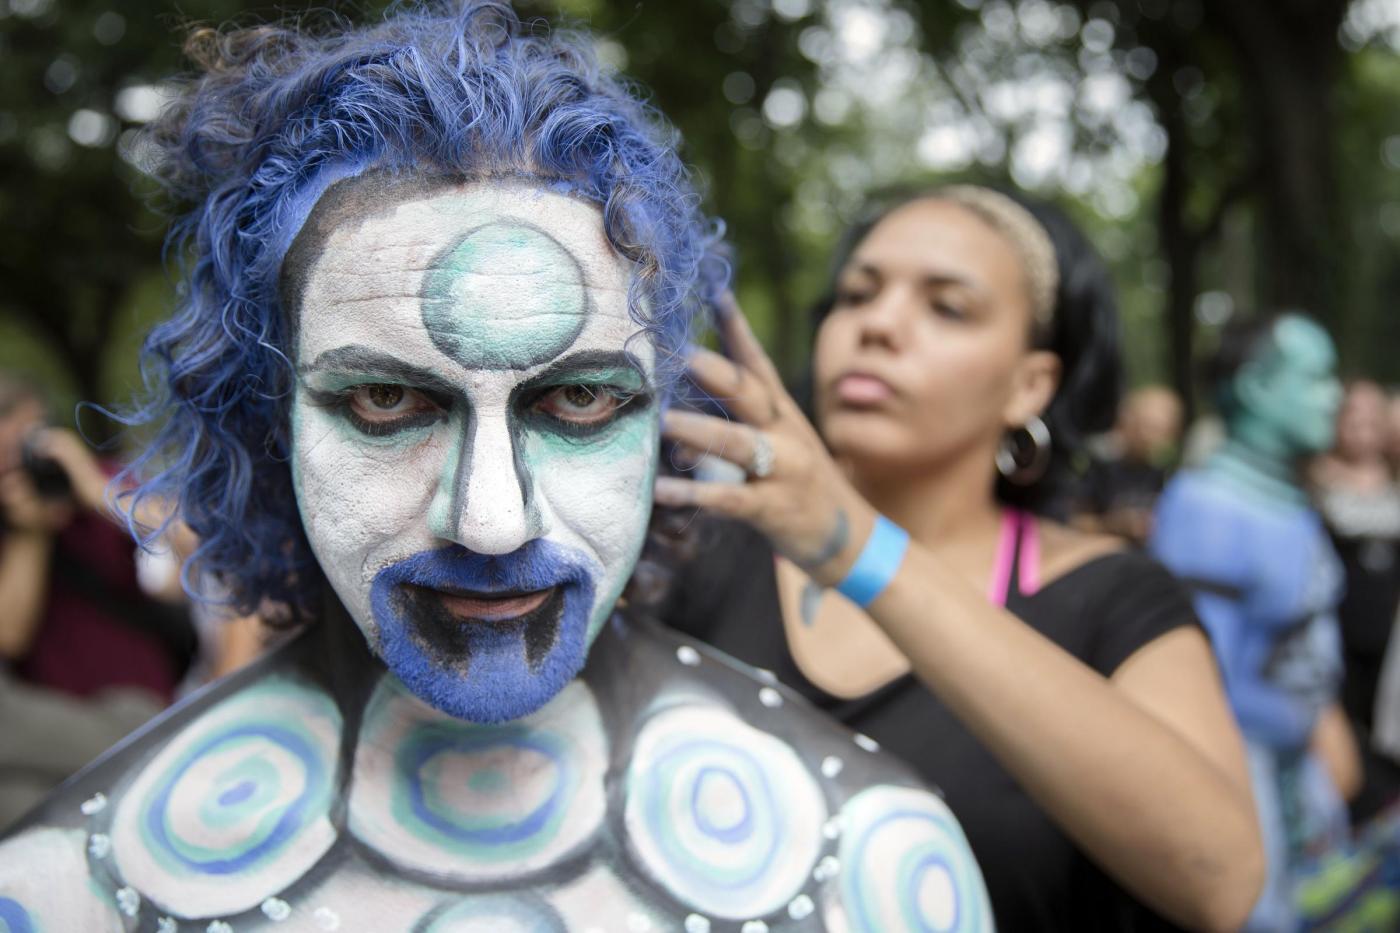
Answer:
836, 515, 910, 607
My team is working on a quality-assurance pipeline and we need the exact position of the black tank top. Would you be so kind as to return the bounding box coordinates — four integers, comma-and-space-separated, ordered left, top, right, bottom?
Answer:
658, 515, 1199, 932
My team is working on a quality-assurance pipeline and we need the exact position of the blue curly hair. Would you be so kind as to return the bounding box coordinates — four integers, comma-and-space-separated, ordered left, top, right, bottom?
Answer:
120, 0, 728, 619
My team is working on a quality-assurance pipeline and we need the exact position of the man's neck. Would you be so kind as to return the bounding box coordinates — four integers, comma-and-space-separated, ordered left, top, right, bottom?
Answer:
1206, 436, 1308, 507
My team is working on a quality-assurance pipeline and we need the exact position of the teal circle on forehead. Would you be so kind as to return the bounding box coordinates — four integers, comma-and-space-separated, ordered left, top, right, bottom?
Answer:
420, 222, 588, 370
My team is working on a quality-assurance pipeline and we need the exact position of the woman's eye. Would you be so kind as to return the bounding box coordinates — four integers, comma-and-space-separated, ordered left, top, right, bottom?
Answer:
536, 385, 626, 425
931, 301, 967, 320
834, 287, 871, 307
347, 384, 436, 423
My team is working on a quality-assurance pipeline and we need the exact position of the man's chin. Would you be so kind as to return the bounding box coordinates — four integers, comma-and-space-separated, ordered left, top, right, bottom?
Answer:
371, 588, 595, 724
363, 541, 602, 723
381, 640, 589, 724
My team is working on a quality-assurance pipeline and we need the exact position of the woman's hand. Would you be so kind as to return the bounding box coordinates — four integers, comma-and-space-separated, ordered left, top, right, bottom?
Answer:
652, 296, 875, 587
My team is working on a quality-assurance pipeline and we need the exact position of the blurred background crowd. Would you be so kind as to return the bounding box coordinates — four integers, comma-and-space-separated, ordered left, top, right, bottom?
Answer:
2, 0, 1400, 927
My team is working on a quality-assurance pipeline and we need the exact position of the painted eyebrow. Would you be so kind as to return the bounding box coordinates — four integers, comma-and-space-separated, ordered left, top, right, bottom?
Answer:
298, 345, 459, 395
516, 350, 651, 393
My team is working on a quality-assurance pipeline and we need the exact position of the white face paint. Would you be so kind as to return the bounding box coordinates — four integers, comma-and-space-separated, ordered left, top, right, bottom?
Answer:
288, 178, 658, 724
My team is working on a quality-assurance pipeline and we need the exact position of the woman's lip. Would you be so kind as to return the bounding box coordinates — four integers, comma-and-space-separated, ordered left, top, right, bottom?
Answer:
429, 587, 556, 622
833, 373, 896, 406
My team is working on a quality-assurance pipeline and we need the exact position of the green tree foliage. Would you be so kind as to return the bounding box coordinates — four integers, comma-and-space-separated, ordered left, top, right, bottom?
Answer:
2, 0, 1398, 433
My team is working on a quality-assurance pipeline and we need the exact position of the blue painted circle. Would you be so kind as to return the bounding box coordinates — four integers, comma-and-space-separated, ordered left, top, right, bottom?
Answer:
143, 724, 328, 875
0, 896, 36, 933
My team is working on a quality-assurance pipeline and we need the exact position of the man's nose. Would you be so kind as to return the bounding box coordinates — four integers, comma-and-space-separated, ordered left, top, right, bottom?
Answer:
426, 412, 537, 555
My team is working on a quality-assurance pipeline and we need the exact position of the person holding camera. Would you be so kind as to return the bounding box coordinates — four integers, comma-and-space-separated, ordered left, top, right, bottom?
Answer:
0, 375, 193, 828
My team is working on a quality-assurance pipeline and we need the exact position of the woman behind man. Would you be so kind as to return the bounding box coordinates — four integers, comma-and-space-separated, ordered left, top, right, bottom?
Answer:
656, 187, 1264, 929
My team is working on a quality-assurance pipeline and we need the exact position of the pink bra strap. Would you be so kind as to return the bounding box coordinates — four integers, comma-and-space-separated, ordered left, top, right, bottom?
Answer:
987, 509, 1020, 607
987, 509, 1042, 607
1018, 510, 1042, 597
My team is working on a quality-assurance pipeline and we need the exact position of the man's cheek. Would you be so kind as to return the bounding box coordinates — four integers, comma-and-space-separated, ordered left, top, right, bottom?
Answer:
292, 406, 445, 560
530, 434, 657, 564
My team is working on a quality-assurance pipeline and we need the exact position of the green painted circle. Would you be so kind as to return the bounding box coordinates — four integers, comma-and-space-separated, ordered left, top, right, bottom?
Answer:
421, 223, 588, 370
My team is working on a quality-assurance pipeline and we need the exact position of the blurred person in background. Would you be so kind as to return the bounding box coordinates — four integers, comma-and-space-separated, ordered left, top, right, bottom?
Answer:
659, 186, 1262, 931
0, 374, 193, 828
1370, 388, 1400, 787
1385, 389, 1400, 476
135, 523, 270, 699
1076, 384, 1184, 545
1152, 314, 1365, 930
1311, 379, 1400, 821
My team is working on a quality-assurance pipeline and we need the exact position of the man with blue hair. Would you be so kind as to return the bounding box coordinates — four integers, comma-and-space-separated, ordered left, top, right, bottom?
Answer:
0, 3, 989, 930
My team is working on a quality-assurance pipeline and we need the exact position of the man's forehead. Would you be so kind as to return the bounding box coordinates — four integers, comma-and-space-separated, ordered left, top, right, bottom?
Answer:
1271, 316, 1336, 374
293, 176, 645, 375
299, 175, 630, 287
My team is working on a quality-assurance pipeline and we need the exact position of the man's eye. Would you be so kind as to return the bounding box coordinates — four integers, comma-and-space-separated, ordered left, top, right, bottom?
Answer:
342, 384, 443, 435
350, 384, 419, 417
535, 385, 628, 425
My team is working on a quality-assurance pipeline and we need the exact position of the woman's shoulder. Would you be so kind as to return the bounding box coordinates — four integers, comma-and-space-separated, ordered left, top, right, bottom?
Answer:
1035, 520, 1126, 587
1029, 520, 1200, 674
1040, 521, 1186, 599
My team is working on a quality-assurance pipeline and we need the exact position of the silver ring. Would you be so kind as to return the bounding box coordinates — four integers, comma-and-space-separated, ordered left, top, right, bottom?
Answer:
748, 431, 775, 480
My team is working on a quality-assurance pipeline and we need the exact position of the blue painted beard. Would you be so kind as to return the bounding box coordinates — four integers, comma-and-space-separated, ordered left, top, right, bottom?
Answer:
368, 541, 600, 723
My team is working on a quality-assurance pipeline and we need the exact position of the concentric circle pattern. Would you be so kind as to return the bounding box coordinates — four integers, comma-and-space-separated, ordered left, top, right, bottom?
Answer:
110, 678, 342, 919
414, 894, 567, 933
349, 677, 607, 882
0, 828, 123, 930
623, 704, 826, 920
0, 897, 34, 933
831, 785, 992, 933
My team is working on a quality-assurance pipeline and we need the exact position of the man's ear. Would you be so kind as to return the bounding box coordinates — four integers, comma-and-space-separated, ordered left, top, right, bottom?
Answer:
1003, 350, 1061, 427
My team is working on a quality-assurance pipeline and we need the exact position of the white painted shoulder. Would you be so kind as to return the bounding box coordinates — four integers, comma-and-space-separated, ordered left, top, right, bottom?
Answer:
105, 676, 343, 922
622, 701, 828, 926
0, 827, 124, 931
823, 784, 995, 932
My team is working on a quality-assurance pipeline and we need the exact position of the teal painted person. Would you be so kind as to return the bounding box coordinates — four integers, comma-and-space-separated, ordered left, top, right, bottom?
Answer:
1152, 313, 1349, 930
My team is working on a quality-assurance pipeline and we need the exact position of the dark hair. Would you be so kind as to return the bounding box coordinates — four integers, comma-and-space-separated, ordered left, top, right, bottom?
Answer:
811, 187, 1123, 517
116, 1, 727, 619
1202, 312, 1284, 419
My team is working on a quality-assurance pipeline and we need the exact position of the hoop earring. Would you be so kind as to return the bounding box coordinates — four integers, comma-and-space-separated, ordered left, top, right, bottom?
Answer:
996, 415, 1052, 486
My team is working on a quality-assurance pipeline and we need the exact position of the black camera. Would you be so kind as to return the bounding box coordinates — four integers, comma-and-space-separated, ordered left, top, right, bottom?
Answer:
21, 434, 72, 500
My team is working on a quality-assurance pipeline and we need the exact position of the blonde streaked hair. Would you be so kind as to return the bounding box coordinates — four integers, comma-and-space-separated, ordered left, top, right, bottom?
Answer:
933, 184, 1060, 330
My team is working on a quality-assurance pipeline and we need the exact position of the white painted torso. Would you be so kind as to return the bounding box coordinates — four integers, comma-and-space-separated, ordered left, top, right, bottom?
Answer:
0, 618, 993, 932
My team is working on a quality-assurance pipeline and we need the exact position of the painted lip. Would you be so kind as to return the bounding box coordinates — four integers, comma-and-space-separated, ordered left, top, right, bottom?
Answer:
407, 584, 559, 624
831, 370, 898, 407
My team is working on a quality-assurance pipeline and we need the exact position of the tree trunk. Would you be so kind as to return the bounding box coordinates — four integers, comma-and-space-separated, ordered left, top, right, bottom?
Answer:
1208, 0, 1348, 327
1143, 31, 1201, 419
